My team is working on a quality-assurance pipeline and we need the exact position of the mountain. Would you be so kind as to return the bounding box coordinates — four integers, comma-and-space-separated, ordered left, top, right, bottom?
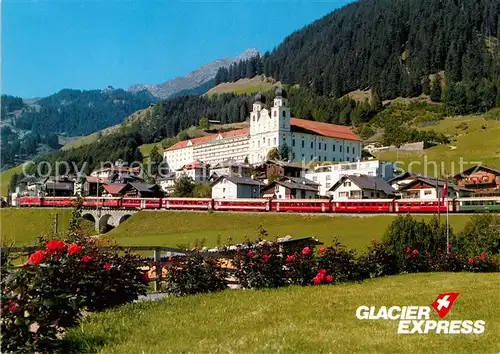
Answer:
216, 0, 500, 113
128, 48, 259, 99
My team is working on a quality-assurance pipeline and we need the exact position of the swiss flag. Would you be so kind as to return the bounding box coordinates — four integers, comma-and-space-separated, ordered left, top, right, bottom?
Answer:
431, 292, 460, 319
442, 180, 448, 202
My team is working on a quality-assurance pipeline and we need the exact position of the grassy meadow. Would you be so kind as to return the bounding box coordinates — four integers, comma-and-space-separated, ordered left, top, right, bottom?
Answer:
376, 114, 500, 175
206, 75, 277, 97
65, 272, 500, 353
108, 211, 473, 250
0, 165, 23, 197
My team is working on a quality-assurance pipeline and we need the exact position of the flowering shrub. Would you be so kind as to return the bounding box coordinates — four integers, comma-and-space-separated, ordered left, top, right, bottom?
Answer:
0, 238, 147, 353
233, 243, 285, 289
358, 240, 400, 278
284, 247, 317, 286
311, 268, 334, 285
400, 247, 429, 273
164, 252, 227, 296
316, 241, 363, 282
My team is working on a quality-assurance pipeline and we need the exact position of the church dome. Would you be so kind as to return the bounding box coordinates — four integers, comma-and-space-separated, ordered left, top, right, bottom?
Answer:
254, 92, 265, 103
275, 87, 287, 98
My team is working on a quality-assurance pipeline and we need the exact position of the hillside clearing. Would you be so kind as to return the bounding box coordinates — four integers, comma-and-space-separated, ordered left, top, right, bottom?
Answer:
376, 114, 500, 175
0, 165, 24, 197
65, 272, 500, 353
206, 75, 277, 97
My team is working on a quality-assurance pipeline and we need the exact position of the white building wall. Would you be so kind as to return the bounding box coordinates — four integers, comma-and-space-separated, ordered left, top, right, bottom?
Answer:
211, 179, 238, 199
306, 160, 395, 196
331, 182, 362, 199
165, 146, 194, 171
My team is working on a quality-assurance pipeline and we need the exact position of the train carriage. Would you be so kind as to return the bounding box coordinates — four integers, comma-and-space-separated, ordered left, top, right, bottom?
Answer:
43, 197, 76, 207
17, 196, 44, 207
213, 198, 270, 211
332, 199, 394, 213
394, 199, 453, 213
164, 198, 213, 210
455, 197, 500, 213
271, 199, 330, 213
122, 197, 161, 209
83, 197, 122, 208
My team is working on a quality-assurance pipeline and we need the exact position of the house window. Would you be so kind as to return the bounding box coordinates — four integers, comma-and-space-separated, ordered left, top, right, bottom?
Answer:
318, 143, 321, 150
326, 175, 331, 181
343, 181, 351, 187
313, 176, 318, 182
273, 137, 276, 145
292, 139, 295, 147
347, 146, 350, 154
292, 153, 295, 159
339, 192, 348, 197
302, 140, 304, 148
340, 146, 343, 152
326, 183, 331, 188
274, 111, 277, 117
310, 141, 313, 149
311, 155, 313, 160
353, 147, 356, 155
283, 110, 286, 117
223, 188, 226, 192
424, 190, 432, 195
333, 145, 336, 152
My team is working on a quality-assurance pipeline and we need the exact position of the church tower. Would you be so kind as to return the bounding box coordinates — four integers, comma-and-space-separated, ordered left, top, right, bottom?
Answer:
271, 87, 290, 132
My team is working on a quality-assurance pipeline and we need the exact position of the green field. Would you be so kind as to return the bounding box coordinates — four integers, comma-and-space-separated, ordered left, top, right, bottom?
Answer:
206, 75, 277, 97
65, 272, 500, 353
0, 165, 24, 197
376, 114, 500, 175
108, 212, 472, 250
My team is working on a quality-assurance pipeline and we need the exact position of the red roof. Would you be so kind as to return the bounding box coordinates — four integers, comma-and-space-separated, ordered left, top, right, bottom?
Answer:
165, 119, 360, 152
166, 129, 249, 151
290, 118, 360, 141
86, 176, 110, 184
102, 183, 127, 195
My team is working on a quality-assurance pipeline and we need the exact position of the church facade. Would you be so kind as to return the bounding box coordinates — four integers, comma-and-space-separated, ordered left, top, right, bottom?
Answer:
164, 88, 362, 171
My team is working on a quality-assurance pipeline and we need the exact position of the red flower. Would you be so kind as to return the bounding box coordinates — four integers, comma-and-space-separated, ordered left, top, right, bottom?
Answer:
412, 249, 419, 255
326, 275, 334, 283
247, 251, 256, 257
492, 260, 497, 265
302, 247, 311, 255
285, 255, 294, 263
319, 247, 326, 254
447, 244, 452, 249
103, 263, 112, 270
45, 239, 66, 255
67, 243, 83, 255
262, 254, 271, 262
317, 272, 325, 281
8, 301, 20, 313
81, 255, 93, 263
142, 272, 150, 284
406, 254, 412, 259
480, 252, 487, 260
406, 247, 411, 253
468, 257, 475, 264
319, 269, 327, 275
28, 250, 46, 265
312, 277, 321, 285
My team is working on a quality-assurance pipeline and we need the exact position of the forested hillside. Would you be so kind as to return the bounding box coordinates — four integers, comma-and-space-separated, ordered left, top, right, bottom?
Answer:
216, 0, 500, 114
15, 88, 155, 136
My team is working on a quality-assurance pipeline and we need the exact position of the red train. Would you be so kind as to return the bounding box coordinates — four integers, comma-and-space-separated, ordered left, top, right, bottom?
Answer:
16, 196, 459, 214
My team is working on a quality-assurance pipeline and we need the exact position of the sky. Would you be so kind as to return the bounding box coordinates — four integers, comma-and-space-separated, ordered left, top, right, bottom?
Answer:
2, 0, 352, 98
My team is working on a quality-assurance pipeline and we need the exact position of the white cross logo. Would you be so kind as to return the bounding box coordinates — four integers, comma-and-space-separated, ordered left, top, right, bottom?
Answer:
436, 295, 451, 310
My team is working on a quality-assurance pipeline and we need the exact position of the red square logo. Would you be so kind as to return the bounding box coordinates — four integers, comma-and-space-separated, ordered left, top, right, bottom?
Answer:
431, 292, 460, 319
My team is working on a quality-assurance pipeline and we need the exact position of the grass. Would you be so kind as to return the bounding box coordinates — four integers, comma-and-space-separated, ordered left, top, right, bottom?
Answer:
65, 272, 500, 353
108, 212, 472, 250
206, 75, 277, 97
0, 165, 24, 197
139, 142, 162, 163
0, 208, 94, 246
376, 114, 500, 175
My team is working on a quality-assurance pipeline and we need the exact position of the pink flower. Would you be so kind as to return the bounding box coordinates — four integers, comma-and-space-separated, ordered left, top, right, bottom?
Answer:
80, 255, 93, 263
45, 239, 66, 255
319, 248, 326, 254
67, 243, 83, 255
319, 269, 327, 275
312, 277, 321, 285
285, 255, 294, 263
447, 244, 452, 249
468, 257, 475, 264
406, 247, 411, 253
262, 254, 271, 262
326, 275, 334, 283
29, 322, 40, 333
103, 263, 112, 270
302, 247, 311, 255
406, 254, 412, 259
480, 252, 487, 260
28, 250, 46, 265
317, 272, 325, 281
412, 249, 419, 255
247, 251, 256, 257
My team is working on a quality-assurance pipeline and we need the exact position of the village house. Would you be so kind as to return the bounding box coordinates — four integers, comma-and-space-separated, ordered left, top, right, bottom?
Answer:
209, 159, 253, 178
252, 160, 305, 182
328, 175, 395, 200
397, 177, 471, 199
211, 176, 266, 199
175, 161, 210, 183
261, 179, 319, 199
156, 173, 177, 196
453, 165, 500, 196
44, 176, 75, 197
121, 182, 163, 198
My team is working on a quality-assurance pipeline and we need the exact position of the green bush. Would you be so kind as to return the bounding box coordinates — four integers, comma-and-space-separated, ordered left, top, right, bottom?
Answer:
358, 240, 400, 278
316, 240, 363, 282
283, 247, 318, 286
164, 253, 227, 296
455, 214, 500, 256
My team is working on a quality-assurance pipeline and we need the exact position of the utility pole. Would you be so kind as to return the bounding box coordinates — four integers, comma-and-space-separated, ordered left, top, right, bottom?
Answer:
53, 213, 58, 234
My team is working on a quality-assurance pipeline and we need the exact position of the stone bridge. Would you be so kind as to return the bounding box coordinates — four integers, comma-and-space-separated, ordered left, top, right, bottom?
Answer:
82, 208, 137, 233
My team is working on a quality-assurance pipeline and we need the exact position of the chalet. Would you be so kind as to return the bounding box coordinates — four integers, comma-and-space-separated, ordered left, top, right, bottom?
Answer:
122, 182, 163, 198
209, 159, 253, 178
102, 183, 127, 197
90, 164, 141, 179
328, 175, 395, 199
82, 176, 110, 196
44, 177, 75, 197
156, 173, 176, 195
211, 176, 266, 199
453, 165, 500, 196
175, 160, 210, 183
398, 177, 471, 199
261, 180, 319, 199
253, 160, 305, 182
